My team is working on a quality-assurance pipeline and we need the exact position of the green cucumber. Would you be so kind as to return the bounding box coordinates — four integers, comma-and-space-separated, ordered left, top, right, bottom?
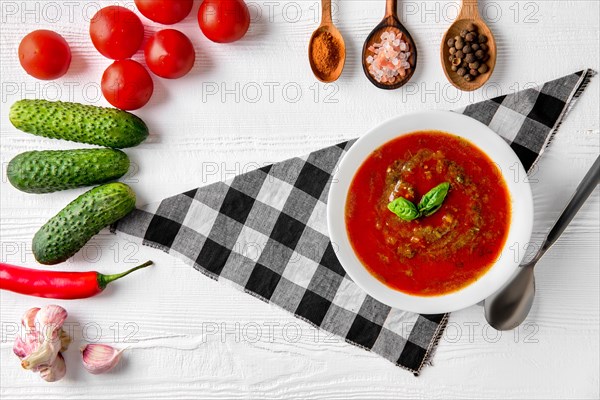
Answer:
7, 149, 130, 194
32, 183, 136, 265
9, 99, 148, 148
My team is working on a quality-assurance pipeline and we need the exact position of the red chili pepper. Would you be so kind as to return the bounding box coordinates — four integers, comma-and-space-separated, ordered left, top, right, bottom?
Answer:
0, 261, 152, 299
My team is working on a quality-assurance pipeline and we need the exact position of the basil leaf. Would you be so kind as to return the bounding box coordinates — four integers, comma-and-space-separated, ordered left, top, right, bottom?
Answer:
388, 197, 420, 221
418, 182, 450, 217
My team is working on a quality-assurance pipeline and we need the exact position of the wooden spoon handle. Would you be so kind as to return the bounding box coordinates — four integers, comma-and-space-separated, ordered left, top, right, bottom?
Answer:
459, 0, 481, 19
321, 0, 332, 25
385, 0, 398, 18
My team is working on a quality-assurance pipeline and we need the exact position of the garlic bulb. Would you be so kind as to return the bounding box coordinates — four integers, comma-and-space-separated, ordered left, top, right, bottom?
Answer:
81, 344, 125, 374
20, 305, 67, 370
14, 305, 70, 382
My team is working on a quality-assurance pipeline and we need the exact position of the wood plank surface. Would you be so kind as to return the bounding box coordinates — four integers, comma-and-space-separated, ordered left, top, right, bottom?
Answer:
1, 1, 598, 399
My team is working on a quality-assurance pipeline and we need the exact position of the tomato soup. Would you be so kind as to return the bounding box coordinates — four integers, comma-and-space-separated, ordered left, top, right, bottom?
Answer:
345, 131, 511, 296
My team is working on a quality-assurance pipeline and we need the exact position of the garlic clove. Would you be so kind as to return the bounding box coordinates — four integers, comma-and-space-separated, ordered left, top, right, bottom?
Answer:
35, 305, 67, 333
13, 330, 41, 359
39, 353, 66, 382
13, 336, 28, 359
81, 344, 125, 374
15, 308, 44, 359
21, 307, 40, 330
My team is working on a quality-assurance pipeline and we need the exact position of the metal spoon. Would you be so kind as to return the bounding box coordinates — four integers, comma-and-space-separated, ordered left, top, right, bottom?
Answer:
362, 0, 417, 89
485, 155, 600, 330
308, 0, 346, 83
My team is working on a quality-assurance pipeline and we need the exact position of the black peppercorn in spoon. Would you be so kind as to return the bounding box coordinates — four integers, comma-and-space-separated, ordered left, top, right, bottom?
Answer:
362, 0, 417, 90
484, 155, 600, 331
441, 0, 497, 91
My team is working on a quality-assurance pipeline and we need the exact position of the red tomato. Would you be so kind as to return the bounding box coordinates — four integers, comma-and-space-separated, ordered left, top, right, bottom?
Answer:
90, 6, 144, 60
198, 0, 250, 43
134, 0, 193, 25
101, 60, 154, 110
18, 30, 71, 80
144, 30, 195, 79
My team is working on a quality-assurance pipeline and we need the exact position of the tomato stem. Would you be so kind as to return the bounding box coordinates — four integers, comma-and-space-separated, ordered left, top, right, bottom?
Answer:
97, 261, 153, 290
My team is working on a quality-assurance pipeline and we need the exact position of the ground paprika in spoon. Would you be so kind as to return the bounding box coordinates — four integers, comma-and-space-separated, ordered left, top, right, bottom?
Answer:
311, 30, 342, 78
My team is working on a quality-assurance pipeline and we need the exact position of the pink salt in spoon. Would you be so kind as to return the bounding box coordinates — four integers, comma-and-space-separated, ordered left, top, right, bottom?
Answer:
362, 0, 417, 89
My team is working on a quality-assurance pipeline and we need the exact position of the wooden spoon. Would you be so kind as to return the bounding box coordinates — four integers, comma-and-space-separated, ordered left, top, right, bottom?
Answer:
362, 0, 417, 90
441, 0, 497, 91
308, 0, 346, 83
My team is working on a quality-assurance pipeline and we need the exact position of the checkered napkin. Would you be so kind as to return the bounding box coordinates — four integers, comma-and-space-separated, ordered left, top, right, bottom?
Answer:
113, 70, 595, 375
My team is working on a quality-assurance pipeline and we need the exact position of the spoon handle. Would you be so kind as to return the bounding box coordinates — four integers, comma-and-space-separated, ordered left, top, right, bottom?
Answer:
385, 0, 398, 18
459, 0, 481, 19
321, 0, 332, 25
541, 155, 600, 253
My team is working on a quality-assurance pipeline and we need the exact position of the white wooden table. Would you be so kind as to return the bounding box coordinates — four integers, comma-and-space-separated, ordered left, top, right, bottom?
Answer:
1, 1, 598, 398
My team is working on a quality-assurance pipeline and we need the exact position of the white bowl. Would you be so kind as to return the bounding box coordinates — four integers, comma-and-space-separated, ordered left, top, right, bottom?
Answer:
327, 110, 533, 314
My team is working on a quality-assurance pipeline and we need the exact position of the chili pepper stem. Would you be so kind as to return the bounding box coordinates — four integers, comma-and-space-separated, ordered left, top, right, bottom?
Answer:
97, 261, 153, 290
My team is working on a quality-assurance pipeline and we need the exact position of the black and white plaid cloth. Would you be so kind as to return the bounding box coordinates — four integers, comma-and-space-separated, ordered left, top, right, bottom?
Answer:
114, 70, 595, 375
